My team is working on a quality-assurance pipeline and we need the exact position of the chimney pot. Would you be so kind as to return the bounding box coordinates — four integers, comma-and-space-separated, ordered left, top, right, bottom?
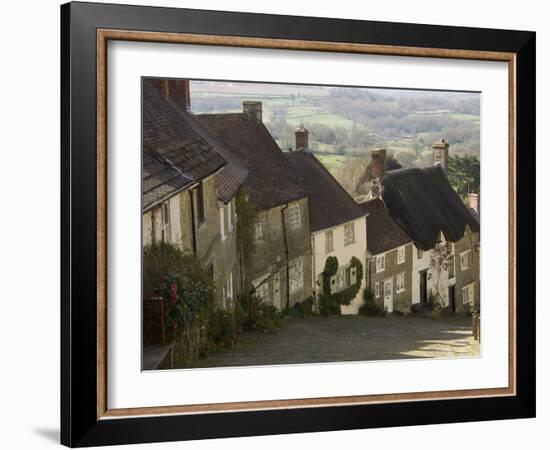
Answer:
295, 124, 309, 151
168, 79, 191, 110
370, 148, 387, 179
242, 101, 263, 122
432, 139, 450, 173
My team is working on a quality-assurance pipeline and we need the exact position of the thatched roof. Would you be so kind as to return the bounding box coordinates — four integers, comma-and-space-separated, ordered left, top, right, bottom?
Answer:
381, 166, 480, 250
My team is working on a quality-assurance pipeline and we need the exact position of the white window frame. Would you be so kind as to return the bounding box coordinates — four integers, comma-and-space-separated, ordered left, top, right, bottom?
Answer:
396, 272, 405, 293
375, 282, 380, 298
325, 230, 334, 253
397, 245, 406, 264
226, 271, 233, 302
462, 282, 475, 305
460, 250, 471, 271
289, 259, 304, 294
254, 220, 263, 240
344, 223, 355, 246
376, 254, 385, 273
288, 204, 302, 229
219, 206, 226, 241
417, 247, 423, 259
227, 201, 233, 232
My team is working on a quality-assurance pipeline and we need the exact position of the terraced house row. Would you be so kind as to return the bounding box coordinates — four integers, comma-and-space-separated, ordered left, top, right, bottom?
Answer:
142, 78, 480, 318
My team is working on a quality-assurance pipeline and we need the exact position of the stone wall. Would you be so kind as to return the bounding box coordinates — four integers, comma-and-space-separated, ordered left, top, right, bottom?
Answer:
453, 225, 480, 314
368, 243, 413, 313
247, 197, 313, 309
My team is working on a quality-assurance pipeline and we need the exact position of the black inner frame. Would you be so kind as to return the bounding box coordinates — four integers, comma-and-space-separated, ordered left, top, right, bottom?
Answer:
61, 2, 536, 447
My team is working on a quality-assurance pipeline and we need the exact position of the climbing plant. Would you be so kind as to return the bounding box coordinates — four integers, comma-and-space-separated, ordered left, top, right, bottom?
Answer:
319, 256, 364, 316
235, 187, 257, 261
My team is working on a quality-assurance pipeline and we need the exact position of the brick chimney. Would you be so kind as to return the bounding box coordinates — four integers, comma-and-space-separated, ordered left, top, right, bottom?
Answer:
242, 101, 262, 122
295, 124, 309, 151
150, 79, 191, 110
370, 149, 387, 179
468, 192, 480, 213
432, 139, 449, 173
169, 79, 191, 110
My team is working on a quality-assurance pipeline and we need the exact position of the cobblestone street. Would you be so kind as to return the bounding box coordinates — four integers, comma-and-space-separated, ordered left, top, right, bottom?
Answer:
187, 315, 480, 368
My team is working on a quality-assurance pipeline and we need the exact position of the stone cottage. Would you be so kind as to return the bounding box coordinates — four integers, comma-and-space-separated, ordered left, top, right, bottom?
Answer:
359, 198, 414, 313
380, 141, 480, 314
142, 78, 247, 308
197, 103, 313, 310
285, 127, 368, 314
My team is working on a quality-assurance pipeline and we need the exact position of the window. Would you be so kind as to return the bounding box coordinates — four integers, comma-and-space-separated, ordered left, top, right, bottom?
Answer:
344, 223, 355, 245
330, 265, 356, 294
417, 248, 423, 259
219, 207, 226, 241
449, 254, 455, 278
376, 254, 385, 272
226, 271, 233, 302
289, 259, 304, 293
253, 221, 263, 240
397, 246, 406, 264
195, 182, 205, 224
325, 230, 334, 253
288, 204, 302, 229
375, 282, 380, 298
460, 250, 470, 271
227, 201, 233, 232
350, 266, 357, 286
396, 272, 405, 292
160, 202, 170, 243
462, 283, 475, 305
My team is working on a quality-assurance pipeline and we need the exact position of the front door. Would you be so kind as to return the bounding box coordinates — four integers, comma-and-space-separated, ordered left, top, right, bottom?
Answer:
449, 286, 456, 314
383, 278, 393, 313
419, 270, 428, 304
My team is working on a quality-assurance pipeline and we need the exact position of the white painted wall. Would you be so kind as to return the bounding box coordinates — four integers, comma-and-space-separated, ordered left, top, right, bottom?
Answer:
411, 239, 455, 306
311, 216, 367, 314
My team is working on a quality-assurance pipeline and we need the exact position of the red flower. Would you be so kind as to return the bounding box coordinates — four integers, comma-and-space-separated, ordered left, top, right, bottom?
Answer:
170, 283, 177, 304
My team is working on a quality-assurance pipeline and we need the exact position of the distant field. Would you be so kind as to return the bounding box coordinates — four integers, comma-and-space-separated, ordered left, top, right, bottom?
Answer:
285, 106, 354, 129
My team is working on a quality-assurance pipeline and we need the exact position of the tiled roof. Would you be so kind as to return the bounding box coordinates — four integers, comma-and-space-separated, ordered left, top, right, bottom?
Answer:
197, 113, 307, 210
358, 198, 412, 255
142, 80, 227, 210
381, 166, 480, 250
285, 151, 366, 232
181, 112, 248, 204
143, 152, 193, 211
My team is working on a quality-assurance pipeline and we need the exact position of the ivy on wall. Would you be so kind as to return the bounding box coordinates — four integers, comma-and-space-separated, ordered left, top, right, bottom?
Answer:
319, 256, 363, 316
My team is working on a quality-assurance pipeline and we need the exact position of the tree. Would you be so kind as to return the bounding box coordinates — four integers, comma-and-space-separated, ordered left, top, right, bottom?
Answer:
447, 154, 480, 198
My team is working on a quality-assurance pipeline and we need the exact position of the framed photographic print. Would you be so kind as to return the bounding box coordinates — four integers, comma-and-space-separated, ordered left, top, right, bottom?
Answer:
61, 1, 536, 447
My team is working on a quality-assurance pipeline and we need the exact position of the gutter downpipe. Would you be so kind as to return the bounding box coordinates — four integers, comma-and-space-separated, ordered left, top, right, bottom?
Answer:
281, 204, 290, 310
188, 190, 197, 256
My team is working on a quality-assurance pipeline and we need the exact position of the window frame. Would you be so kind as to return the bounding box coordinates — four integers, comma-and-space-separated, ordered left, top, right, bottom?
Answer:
219, 206, 226, 241
344, 222, 355, 246
376, 254, 385, 273
289, 258, 304, 294
397, 245, 406, 264
396, 272, 405, 293
288, 203, 302, 230
460, 250, 471, 271
325, 230, 334, 253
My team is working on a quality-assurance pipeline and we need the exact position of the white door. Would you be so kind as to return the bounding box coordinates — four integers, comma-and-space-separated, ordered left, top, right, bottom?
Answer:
383, 279, 394, 313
